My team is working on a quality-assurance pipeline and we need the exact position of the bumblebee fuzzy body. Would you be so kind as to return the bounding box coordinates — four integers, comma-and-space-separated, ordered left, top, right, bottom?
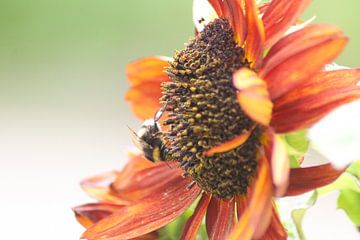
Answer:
136, 119, 167, 162
129, 106, 168, 162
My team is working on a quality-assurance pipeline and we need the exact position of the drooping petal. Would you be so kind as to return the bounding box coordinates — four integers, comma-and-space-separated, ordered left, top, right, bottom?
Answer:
262, 0, 312, 48
244, 0, 265, 69
111, 161, 181, 202
260, 25, 348, 100
233, 68, 273, 125
263, 131, 289, 197
228, 155, 273, 240
204, 125, 256, 156
271, 69, 360, 133
193, 0, 218, 32
285, 163, 346, 196
258, 203, 287, 240
126, 56, 172, 120
180, 194, 211, 240
73, 203, 124, 228
82, 176, 200, 240
206, 198, 236, 240
80, 171, 129, 205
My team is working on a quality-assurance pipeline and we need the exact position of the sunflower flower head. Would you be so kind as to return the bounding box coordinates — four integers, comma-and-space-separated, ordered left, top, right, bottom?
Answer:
162, 18, 261, 199
74, 0, 360, 239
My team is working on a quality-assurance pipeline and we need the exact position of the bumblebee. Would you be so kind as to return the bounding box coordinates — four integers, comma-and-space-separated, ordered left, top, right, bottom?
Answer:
129, 105, 168, 162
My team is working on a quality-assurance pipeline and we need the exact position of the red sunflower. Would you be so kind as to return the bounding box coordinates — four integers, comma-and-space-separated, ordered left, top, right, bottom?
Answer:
74, 0, 360, 239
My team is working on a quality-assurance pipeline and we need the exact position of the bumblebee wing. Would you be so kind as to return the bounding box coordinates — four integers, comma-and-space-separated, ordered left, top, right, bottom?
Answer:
127, 126, 153, 150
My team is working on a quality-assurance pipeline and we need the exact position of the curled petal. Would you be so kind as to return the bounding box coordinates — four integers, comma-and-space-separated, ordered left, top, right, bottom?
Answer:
285, 163, 346, 196
261, 25, 348, 100
82, 176, 200, 240
244, 0, 265, 69
271, 68, 360, 133
263, 131, 289, 197
111, 155, 154, 191
80, 171, 129, 205
112, 161, 181, 202
126, 56, 172, 120
233, 68, 273, 126
204, 125, 256, 156
206, 198, 236, 240
180, 194, 211, 240
262, 0, 312, 48
228, 155, 273, 240
73, 203, 124, 228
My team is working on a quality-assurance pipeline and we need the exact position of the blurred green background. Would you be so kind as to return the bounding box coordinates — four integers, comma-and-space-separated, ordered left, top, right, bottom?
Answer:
0, 1, 359, 239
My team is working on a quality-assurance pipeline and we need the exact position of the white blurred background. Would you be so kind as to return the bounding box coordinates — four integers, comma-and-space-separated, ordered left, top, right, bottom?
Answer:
0, 1, 359, 239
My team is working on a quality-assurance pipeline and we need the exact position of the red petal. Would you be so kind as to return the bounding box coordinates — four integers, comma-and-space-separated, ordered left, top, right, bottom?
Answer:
285, 163, 346, 196
204, 125, 256, 156
271, 69, 360, 133
80, 171, 129, 205
207, 1, 247, 45
233, 68, 273, 125
208, 0, 224, 16
82, 176, 200, 239
180, 194, 211, 240
262, 0, 312, 48
112, 161, 182, 202
244, 0, 265, 69
228, 155, 273, 240
263, 131, 289, 197
126, 56, 171, 120
73, 203, 124, 228
260, 25, 348, 100
206, 198, 236, 240
258, 203, 287, 240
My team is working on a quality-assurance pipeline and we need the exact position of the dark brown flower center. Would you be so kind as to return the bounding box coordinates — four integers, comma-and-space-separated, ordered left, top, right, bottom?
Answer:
162, 18, 261, 199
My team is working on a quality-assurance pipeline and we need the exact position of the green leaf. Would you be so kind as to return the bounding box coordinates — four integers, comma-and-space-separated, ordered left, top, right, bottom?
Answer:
338, 189, 360, 226
347, 160, 360, 180
282, 130, 309, 168
317, 173, 360, 196
291, 191, 318, 240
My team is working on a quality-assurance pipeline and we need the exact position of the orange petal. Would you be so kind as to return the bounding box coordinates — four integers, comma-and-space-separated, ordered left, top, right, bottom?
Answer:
206, 198, 236, 240
73, 203, 124, 228
126, 56, 172, 120
271, 68, 360, 133
82, 176, 200, 240
263, 131, 289, 197
262, 0, 312, 48
244, 0, 265, 69
285, 163, 346, 196
80, 171, 129, 205
233, 68, 273, 125
126, 56, 171, 86
260, 25, 348, 100
180, 194, 211, 240
228, 154, 273, 240
204, 125, 256, 156
258, 202, 287, 240
112, 161, 182, 203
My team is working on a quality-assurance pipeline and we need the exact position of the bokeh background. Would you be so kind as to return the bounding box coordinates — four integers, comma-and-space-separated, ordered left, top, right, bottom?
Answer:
0, 1, 359, 239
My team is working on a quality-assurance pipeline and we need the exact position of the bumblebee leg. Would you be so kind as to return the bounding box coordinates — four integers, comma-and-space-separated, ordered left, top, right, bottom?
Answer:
154, 101, 168, 122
